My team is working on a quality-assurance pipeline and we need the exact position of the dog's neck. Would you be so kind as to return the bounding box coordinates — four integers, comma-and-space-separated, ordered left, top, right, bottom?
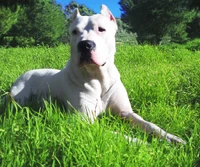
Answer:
66, 59, 119, 96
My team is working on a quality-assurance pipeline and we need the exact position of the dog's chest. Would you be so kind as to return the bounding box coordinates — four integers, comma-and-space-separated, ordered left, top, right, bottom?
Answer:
82, 79, 117, 112
78, 80, 108, 113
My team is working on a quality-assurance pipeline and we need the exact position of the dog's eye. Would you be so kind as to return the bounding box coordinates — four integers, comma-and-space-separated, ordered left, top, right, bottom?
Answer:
98, 27, 106, 32
72, 29, 78, 35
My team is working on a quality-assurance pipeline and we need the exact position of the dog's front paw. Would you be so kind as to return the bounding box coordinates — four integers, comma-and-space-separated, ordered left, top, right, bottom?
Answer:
165, 133, 186, 144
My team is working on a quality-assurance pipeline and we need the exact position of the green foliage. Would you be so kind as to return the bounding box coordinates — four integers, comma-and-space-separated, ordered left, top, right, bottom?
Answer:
187, 12, 200, 39
0, 0, 67, 47
65, 0, 95, 17
0, 45, 200, 166
12, 37, 35, 47
119, 0, 199, 44
1, 0, 199, 47
0, 6, 19, 37
116, 19, 138, 44
185, 38, 200, 51
29, 1, 67, 46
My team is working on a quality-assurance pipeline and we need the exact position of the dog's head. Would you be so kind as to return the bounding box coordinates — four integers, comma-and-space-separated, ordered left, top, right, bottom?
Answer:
69, 5, 118, 69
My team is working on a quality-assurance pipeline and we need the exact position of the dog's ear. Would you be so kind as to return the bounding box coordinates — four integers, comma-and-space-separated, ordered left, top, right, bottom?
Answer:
100, 4, 116, 24
71, 8, 81, 22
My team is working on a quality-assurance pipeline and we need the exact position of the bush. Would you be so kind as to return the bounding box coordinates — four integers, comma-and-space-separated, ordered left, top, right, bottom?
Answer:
116, 18, 138, 45
159, 36, 172, 45
11, 37, 35, 47
185, 38, 200, 51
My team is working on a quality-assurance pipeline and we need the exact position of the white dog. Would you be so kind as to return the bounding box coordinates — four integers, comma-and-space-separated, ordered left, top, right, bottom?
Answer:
10, 5, 185, 144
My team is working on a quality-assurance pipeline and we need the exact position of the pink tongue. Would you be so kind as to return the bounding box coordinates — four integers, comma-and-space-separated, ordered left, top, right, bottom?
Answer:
90, 50, 102, 66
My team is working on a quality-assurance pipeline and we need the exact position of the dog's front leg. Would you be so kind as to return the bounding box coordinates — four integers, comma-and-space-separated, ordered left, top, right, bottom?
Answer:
119, 111, 186, 144
109, 81, 186, 144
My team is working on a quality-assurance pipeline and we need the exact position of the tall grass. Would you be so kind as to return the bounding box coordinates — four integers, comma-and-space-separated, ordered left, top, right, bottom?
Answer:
0, 44, 200, 166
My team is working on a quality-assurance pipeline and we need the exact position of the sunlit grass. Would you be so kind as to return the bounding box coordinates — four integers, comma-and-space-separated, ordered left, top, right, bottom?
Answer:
0, 44, 199, 166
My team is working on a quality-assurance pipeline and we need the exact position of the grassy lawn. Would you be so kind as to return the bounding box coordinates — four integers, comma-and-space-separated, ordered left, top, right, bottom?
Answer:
0, 44, 199, 166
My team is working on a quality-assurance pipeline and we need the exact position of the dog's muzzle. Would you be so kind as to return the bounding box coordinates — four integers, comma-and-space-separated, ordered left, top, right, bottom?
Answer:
78, 40, 96, 61
77, 40, 106, 67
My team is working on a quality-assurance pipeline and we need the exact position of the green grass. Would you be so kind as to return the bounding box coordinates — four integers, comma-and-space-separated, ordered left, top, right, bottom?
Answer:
0, 44, 200, 166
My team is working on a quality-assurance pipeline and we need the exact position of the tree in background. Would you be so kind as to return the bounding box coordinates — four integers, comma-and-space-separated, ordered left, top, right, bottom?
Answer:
187, 0, 200, 39
0, 0, 200, 47
0, 2, 21, 46
0, 6, 19, 39
65, 0, 95, 17
116, 19, 138, 44
119, 0, 198, 44
0, 0, 67, 46
27, 0, 67, 46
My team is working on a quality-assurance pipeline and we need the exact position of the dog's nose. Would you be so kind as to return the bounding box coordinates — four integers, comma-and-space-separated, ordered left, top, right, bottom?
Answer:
78, 40, 96, 52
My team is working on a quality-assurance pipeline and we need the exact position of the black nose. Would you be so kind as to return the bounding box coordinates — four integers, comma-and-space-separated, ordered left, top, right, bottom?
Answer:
78, 40, 96, 53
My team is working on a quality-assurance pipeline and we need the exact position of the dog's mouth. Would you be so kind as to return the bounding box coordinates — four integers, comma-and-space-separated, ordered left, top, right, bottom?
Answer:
79, 52, 106, 67
77, 40, 106, 67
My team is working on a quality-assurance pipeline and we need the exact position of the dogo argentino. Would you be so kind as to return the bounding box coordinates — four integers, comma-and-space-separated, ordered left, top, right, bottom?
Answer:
10, 5, 185, 144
